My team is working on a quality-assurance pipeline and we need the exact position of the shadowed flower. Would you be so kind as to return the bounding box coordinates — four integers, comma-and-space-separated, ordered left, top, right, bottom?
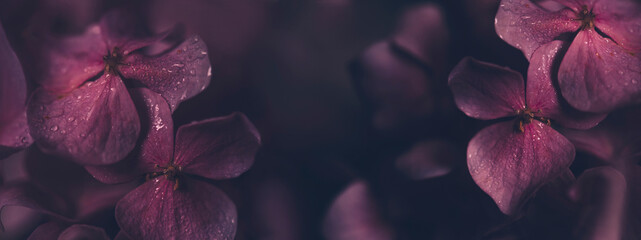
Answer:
448, 41, 605, 215
495, 0, 641, 112
84, 89, 260, 239
28, 222, 109, 240
0, 21, 32, 160
26, 11, 211, 166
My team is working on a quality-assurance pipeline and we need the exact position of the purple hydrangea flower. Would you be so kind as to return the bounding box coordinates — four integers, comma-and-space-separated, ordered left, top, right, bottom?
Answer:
85, 89, 260, 239
0, 21, 33, 159
26, 11, 211, 166
448, 42, 605, 214
495, 0, 641, 112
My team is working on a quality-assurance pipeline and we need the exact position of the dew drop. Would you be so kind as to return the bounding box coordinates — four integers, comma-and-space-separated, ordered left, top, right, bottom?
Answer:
50, 125, 58, 131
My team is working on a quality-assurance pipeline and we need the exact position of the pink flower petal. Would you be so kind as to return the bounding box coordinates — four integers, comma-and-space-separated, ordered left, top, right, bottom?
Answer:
0, 183, 71, 231
28, 222, 65, 240
593, 0, 641, 51
174, 112, 260, 180
85, 88, 174, 183
58, 224, 110, 240
0, 110, 32, 160
449, 57, 526, 120
570, 167, 626, 240
39, 25, 106, 93
323, 181, 394, 240
27, 74, 140, 165
558, 29, 641, 112
467, 121, 574, 215
495, 0, 580, 58
120, 35, 211, 111
116, 178, 237, 240
526, 41, 606, 129
392, 4, 449, 69
395, 140, 463, 180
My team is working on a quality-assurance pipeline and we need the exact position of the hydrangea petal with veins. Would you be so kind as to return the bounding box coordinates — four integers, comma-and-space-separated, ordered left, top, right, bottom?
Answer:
28, 74, 140, 165
27, 11, 212, 165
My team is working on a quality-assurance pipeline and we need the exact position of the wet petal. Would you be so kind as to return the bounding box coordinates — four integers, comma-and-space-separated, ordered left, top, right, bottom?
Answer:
558, 29, 641, 112
570, 167, 626, 240
58, 224, 110, 240
449, 57, 525, 120
85, 88, 173, 183
323, 181, 394, 240
39, 25, 106, 93
526, 41, 606, 129
593, 0, 641, 51
174, 112, 260, 180
116, 178, 237, 240
99, 10, 170, 54
120, 35, 211, 111
495, 0, 580, 58
467, 121, 575, 215
392, 4, 449, 69
27, 74, 140, 165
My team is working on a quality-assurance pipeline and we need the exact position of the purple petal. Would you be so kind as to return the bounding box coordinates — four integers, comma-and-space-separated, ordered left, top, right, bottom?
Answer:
395, 140, 463, 180
120, 35, 211, 111
99, 11, 170, 55
449, 57, 526, 120
27, 73, 140, 165
392, 4, 449, 69
0, 111, 33, 159
0, 21, 26, 126
323, 181, 394, 240
495, 0, 580, 59
85, 88, 173, 183
27, 222, 65, 240
526, 41, 606, 129
174, 112, 260, 180
570, 167, 626, 240
116, 178, 237, 240
351, 42, 440, 136
558, 29, 641, 112
0, 183, 71, 230
593, 0, 641, 51
58, 224, 110, 240
467, 121, 575, 215
39, 25, 107, 93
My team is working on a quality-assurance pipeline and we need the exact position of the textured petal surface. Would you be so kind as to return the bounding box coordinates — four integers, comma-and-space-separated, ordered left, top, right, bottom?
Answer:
593, 0, 641, 51
495, 0, 580, 59
526, 41, 606, 129
120, 35, 211, 111
39, 25, 106, 93
0, 111, 33, 159
571, 167, 626, 240
116, 178, 237, 240
58, 224, 110, 240
28, 74, 140, 165
175, 112, 260, 180
467, 121, 575, 215
449, 57, 525, 120
558, 29, 641, 112
85, 88, 173, 183
323, 181, 394, 240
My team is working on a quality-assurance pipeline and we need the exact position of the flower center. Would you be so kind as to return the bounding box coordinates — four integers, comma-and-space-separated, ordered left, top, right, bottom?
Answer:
103, 47, 125, 74
515, 107, 550, 132
146, 164, 183, 191
576, 5, 595, 30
